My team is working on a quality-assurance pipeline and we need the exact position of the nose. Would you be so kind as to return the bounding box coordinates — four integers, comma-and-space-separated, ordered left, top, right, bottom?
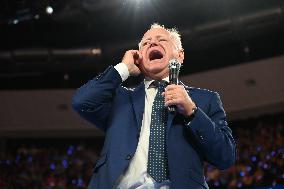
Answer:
149, 38, 159, 47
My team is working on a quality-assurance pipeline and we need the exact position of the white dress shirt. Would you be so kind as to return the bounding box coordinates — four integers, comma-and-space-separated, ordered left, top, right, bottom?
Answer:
114, 63, 171, 189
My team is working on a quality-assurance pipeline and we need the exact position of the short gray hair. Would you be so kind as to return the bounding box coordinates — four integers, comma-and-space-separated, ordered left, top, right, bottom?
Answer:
138, 23, 183, 50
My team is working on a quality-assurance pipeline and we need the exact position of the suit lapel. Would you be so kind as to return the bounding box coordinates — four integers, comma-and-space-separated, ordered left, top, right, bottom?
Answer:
130, 83, 145, 131
167, 111, 176, 133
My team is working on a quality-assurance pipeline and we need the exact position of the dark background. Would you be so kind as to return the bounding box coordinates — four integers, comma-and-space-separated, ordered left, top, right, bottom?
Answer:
1, 0, 284, 89
1, 0, 284, 188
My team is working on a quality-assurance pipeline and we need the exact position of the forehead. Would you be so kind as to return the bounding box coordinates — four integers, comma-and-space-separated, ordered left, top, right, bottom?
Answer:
142, 28, 171, 40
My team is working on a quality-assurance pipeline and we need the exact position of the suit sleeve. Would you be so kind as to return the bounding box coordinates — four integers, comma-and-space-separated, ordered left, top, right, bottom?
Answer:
71, 66, 122, 131
185, 92, 236, 169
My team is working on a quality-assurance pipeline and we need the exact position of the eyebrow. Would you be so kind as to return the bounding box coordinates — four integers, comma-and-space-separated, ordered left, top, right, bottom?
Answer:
142, 35, 167, 41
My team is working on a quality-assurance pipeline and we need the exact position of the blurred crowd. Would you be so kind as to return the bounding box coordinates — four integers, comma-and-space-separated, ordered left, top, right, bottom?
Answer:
0, 113, 283, 189
206, 113, 284, 189
0, 143, 99, 189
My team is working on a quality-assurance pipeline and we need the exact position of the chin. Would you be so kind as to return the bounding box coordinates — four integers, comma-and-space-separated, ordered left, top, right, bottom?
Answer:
146, 64, 164, 73
141, 59, 168, 77
143, 67, 168, 80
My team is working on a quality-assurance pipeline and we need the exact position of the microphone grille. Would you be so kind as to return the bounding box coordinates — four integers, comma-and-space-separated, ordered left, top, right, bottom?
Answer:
169, 59, 181, 70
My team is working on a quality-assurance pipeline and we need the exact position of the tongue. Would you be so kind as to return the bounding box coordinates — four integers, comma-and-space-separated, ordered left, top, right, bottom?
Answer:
149, 50, 163, 61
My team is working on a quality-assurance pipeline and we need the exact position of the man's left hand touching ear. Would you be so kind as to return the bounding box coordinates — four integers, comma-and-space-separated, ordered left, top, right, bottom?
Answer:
163, 84, 197, 116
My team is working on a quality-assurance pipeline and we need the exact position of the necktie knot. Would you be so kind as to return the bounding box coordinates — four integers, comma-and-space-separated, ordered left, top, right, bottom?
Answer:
151, 80, 168, 92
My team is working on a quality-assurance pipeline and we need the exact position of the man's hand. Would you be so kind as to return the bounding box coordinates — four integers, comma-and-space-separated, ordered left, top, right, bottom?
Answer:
163, 84, 196, 116
122, 50, 143, 76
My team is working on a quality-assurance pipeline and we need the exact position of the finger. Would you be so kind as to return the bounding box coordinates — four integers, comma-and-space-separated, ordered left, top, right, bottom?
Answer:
164, 92, 172, 101
165, 92, 180, 100
164, 91, 177, 98
133, 51, 143, 64
165, 84, 179, 91
132, 50, 138, 58
165, 99, 176, 107
164, 94, 172, 102
166, 84, 184, 90
129, 49, 138, 55
137, 51, 143, 60
165, 98, 182, 107
165, 93, 178, 103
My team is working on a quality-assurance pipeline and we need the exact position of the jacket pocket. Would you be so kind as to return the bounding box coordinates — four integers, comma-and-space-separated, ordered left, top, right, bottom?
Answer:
93, 153, 107, 173
188, 169, 208, 189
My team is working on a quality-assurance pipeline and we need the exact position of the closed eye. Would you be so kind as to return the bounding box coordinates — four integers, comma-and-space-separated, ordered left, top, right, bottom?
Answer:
142, 41, 149, 46
159, 38, 167, 42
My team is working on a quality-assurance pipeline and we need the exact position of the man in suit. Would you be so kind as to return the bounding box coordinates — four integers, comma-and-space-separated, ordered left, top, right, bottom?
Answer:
72, 23, 236, 189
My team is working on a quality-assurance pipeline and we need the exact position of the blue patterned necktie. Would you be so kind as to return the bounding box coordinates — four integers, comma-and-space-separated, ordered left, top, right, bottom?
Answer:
147, 80, 169, 183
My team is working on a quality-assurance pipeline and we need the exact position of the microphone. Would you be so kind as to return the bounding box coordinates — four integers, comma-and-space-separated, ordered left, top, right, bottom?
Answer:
168, 59, 182, 112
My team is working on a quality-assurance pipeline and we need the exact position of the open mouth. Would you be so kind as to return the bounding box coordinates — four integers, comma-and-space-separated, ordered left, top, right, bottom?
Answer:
148, 50, 164, 61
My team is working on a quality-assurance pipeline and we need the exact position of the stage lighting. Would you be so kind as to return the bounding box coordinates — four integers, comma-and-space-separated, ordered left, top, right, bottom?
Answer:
46, 6, 54, 14
64, 74, 69, 80
34, 14, 40, 19
91, 48, 102, 55
13, 19, 19, 24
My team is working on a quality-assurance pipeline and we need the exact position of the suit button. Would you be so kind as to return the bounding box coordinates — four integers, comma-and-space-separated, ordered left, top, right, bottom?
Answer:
125, 154, 132, 160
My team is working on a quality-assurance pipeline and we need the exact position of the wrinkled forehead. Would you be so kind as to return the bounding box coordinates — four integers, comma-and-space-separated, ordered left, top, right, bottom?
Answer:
141, 28, 171, 40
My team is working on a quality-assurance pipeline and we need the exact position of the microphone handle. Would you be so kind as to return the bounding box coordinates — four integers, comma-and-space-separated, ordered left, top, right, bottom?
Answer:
168, 71, 178, 113
168, 101, 177, 112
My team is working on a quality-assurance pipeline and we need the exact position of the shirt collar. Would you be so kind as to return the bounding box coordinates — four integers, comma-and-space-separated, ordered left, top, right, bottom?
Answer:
144, 76, 169, 89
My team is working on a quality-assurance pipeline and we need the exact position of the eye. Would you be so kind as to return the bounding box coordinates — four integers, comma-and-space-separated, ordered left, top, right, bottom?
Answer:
141, 41, 149, 46
159, 38, 167, 42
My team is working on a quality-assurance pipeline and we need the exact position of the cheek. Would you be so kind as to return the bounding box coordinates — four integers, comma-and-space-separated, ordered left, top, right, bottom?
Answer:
141, 49, 147, 58
139, 60, 149, 72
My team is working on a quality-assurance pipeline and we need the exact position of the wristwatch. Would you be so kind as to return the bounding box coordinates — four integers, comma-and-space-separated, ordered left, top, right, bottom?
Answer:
184, 106, 198, 125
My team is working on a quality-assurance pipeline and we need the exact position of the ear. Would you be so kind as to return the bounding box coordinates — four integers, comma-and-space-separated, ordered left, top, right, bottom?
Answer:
177, 48, 185, 64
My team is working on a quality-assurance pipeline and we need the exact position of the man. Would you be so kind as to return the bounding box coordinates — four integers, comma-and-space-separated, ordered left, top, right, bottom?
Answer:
72, 23, 236, 189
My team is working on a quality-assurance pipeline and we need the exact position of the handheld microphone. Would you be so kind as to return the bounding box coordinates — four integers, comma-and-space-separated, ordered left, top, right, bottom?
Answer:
168, 59, 182, 112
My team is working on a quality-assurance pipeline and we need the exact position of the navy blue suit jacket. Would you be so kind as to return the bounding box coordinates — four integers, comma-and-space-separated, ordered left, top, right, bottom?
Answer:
72, 66, 236, 189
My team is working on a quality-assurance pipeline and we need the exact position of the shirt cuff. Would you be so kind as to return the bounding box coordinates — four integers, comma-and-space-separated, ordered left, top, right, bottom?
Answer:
114, 63, 130, 82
